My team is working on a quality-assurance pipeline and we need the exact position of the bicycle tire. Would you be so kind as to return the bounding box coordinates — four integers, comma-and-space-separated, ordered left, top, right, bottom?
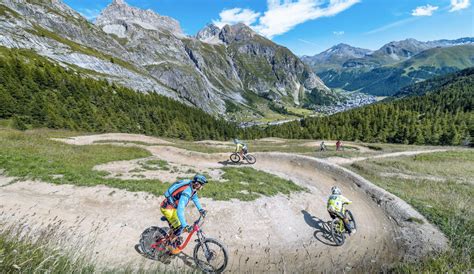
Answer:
245, 154, 256, 164
139, 226, 169, 258
193, 238, 228, 273
229, 153, 240, 163
330, 219, 345, 246
346, 210, 356, 231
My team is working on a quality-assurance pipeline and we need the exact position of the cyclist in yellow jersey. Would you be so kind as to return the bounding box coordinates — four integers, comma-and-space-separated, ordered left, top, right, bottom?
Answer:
233, 139, 247, 158
327, 186, 356, 235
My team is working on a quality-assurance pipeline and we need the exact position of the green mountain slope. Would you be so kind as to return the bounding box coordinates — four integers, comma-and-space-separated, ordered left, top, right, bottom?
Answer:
244, 68, 474, 145
317, 44, 474, 96
0, 47, 237, 140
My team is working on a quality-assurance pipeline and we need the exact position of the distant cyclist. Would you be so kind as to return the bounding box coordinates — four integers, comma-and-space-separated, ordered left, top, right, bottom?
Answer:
233, 138, 248, 158
327, 186, 356, 235
320, 141, 327, 151
160, 174, 208, 254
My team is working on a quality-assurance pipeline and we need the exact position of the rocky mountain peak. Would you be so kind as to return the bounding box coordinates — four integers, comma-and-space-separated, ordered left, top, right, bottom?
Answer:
112, 0, 126, 5
196, 23, 221, 44
96, 0, 183, 35
375, 38, 431, 60
219, 23, 256, 44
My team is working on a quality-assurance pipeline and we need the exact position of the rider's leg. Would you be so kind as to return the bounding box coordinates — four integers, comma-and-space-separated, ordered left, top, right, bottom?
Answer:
160, 207, 183, 244
335, 211, 352, 233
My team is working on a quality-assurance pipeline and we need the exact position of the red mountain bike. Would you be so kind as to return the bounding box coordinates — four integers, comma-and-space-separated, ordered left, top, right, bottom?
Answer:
139, 215, 228, 273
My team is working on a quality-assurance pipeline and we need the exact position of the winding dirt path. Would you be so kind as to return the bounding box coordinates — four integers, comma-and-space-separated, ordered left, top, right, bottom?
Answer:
0, 134, 449, 272
325, 149, 448, 165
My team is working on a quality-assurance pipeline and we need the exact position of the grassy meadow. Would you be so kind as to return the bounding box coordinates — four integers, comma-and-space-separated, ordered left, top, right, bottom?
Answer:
348, 150, 473, 272
0, 126, 304, 201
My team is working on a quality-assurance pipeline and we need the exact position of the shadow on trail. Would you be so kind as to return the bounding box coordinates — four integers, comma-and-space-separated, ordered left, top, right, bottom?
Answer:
217, 160, 252, 166
301, 210, 337, 246
134, 243, 198, 270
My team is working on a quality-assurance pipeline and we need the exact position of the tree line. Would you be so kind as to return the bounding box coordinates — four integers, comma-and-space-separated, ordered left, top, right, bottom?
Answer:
243, 68, 473, 146
0, 48, 237, 140
0, 47, 472, 146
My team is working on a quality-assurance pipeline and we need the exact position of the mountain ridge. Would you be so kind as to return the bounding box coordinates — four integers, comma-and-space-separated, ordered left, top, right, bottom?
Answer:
0, 0, 331, 120
303, 37, 474, 96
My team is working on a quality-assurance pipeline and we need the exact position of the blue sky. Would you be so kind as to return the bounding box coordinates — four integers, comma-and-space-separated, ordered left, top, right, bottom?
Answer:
64, 0, 474, 56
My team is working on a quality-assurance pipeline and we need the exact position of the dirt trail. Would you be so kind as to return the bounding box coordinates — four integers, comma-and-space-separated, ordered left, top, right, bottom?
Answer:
0, 134, 449, 272
325, 149, 448, 165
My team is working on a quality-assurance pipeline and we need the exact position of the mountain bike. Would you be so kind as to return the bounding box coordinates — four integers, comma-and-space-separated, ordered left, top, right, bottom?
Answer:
329, 204, 356, 246
139, 215, 228, 273
229, 152, 256, 164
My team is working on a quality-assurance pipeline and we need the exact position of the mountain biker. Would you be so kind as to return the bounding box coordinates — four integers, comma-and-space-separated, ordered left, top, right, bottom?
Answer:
320, 141, 327, 151
160, 174, 208, 254
327, 186, 356, 235
233, 138, 248, 158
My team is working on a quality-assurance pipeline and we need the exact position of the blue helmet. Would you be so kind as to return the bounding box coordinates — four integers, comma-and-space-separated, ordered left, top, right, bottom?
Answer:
193, 174, 207, 185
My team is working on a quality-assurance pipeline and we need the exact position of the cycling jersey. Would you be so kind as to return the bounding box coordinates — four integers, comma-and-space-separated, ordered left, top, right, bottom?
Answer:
327, 194, 351, 213
161, 180, 203, 228
235, 143, 244, 153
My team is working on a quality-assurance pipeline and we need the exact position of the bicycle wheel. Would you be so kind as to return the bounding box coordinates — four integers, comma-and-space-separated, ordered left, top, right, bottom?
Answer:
230, 153, 240, 163
139, 226, 169, 259
330, 219, 345, 246
346, 210, 356, 231
245, 154, 256, 164
193, 238, 228, 273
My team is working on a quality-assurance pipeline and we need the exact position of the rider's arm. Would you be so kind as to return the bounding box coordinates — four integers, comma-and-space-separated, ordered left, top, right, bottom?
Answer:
191, 193, 203, 211
176, 188, 192, 227
341, 195, 352, 205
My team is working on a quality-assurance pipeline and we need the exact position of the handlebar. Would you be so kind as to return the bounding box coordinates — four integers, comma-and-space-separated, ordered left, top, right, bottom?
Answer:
193, 214, 206, 228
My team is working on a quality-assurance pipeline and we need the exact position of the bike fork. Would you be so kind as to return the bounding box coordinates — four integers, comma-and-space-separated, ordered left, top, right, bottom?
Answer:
196, 231, 213, 262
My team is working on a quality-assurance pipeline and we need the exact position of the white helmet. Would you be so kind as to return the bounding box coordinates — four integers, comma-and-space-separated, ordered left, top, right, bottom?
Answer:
331, 186, 341, 195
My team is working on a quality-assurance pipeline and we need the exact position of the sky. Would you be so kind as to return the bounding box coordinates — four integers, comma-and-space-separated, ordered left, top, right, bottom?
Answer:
64, 0, 474, 56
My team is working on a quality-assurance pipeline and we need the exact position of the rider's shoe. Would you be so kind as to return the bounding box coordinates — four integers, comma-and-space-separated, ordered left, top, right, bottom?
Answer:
169, 247, 182, 255
350, 229, 357, 236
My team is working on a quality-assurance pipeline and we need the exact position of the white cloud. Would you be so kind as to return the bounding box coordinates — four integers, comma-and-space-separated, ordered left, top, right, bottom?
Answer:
212, 8, 261, 28
450, 0, 471, 11
256, 0, 360, 38
333, 31, 345, 35
78, 8, 101, 21
411, 4, 438, 16
365, 17, 417, 35
213, 0, 359, 38
298, 38, 318, 45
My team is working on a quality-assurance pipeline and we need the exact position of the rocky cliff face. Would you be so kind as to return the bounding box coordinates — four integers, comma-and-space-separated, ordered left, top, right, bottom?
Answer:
0, 0, 331, 118
301, 43, 372, 73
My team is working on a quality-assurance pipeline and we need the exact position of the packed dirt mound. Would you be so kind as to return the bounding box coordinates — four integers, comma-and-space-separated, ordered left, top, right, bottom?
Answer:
256, 137, 286, 143
325, 149, 448, 165
52, 133, 171, 146
1, 134, 449, 272
299, 141, 372, 152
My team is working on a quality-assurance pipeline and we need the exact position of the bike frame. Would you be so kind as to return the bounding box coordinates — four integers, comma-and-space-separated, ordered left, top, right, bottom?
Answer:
151, 216, 204, 252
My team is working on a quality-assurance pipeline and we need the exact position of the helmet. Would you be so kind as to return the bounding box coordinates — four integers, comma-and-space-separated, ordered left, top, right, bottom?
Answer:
193, 174, 207, 185
233, 138, 239, 144
331, 186, 341, 195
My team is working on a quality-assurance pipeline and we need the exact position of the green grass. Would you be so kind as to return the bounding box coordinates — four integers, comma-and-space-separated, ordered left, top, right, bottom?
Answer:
0, 225, 95, 273
140, 159, 170, 171
202, 167, 305, 201
348, 150, 473, 272
0, 4, 20, 18
0, 128, 304, 201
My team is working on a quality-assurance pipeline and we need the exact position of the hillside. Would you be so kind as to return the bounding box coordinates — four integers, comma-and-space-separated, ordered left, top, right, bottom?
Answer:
0, 46, 237, 140
0, 0, 334, 121
307, 38, 474, 96
244, 69, 474, 145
